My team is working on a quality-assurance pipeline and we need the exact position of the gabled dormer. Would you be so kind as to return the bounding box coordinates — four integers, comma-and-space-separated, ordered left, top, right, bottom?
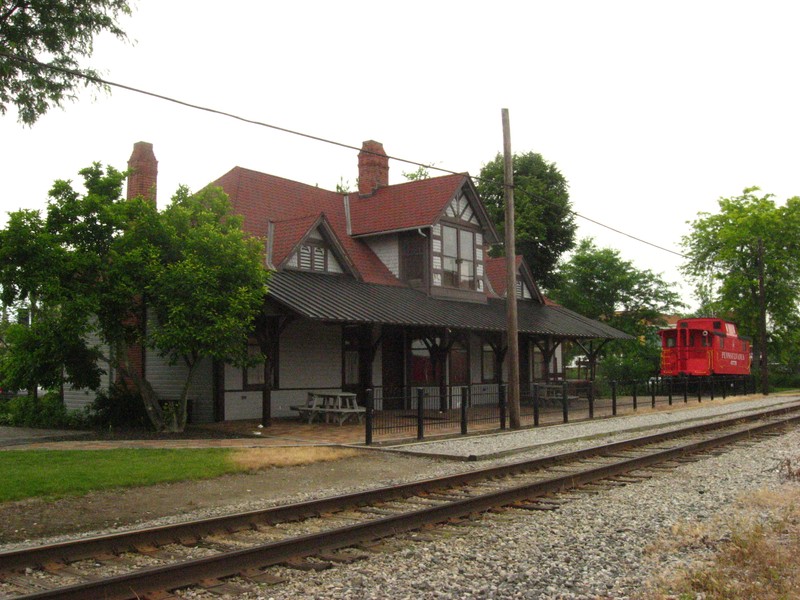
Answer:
270, 213, 359, 279
429, 180, 498, 303
349, 171, 498, 302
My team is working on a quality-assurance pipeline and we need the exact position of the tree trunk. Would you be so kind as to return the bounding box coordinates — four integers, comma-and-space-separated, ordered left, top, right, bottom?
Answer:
114, 339, 166, 431
174, 359, 200, 432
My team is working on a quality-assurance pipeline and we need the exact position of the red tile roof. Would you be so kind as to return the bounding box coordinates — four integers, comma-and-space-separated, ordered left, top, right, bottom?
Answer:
349, 174, 468, 236
211, 167, 400, 286
484, 255, 523, 298
270, 213, 323, 268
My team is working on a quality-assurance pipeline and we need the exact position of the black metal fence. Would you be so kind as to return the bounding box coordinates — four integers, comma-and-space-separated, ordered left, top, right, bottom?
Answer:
363, 375, 756, 445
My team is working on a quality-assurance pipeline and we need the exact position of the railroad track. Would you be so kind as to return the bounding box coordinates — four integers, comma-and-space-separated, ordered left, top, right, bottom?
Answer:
2, 403, 799, 600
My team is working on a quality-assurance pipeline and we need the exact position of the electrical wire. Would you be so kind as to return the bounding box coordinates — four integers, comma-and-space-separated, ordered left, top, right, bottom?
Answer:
1, 50, 688, 260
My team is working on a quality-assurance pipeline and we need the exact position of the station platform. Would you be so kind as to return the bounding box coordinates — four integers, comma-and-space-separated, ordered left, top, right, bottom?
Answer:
2, 393, 798, 454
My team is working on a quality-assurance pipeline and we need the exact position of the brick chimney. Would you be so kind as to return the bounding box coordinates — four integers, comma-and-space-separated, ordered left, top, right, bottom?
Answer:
126, 141, 158, 204
358, 140, 389, 196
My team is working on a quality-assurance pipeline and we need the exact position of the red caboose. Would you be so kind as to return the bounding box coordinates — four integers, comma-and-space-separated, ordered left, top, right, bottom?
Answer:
658, 318, 751, 377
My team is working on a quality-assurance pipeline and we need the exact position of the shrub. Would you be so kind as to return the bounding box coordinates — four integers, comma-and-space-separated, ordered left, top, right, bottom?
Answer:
87, 383, 151, 429
0, 391, 84, 428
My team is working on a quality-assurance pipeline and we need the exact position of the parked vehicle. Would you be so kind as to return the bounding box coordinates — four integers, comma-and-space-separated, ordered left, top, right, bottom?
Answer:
658, 318, 751, 377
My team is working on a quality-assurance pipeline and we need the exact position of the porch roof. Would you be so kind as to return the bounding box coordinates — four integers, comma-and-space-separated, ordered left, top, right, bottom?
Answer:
267, 271, 631, 340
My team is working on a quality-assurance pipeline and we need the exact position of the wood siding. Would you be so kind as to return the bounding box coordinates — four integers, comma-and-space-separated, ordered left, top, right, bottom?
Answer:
222, 319, 345, 420
145, 350, 214, 423
364, 235, 400, 277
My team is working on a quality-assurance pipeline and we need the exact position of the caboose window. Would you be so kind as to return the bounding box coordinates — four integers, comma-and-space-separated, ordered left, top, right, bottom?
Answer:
701, 335, 711, 347
666, 337, 676, 348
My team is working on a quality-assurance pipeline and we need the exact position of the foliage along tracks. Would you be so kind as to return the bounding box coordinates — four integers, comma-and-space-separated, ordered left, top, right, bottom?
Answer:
1, 403, 799, 600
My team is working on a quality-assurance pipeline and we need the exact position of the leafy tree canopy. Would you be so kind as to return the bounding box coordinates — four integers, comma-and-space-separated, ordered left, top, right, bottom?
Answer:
0, 0, 131, 124
402, 165, 431, 181
549, 238, 685, 380
681, 187, 800, 375
550, 238, 684, 335
476, 152, 577, 290
0, 163, 269, 431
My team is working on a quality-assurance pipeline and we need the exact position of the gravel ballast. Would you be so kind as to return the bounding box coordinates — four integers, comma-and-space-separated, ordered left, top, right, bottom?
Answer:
251, 398, 800, 600
3, 395, 799, 599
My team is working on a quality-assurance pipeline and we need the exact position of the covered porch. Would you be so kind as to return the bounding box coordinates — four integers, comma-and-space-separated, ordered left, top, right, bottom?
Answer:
213, 270, 630, 428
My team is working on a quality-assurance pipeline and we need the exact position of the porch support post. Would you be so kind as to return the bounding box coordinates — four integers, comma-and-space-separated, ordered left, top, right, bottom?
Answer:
573, 338, 610, 388
421, 329, 453, 413
254, 314, 292, 428
357, 325, 379, 405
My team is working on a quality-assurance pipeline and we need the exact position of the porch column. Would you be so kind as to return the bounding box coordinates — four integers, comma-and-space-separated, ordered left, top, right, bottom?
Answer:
254, 314, 292, 428
357, 325, 377, 404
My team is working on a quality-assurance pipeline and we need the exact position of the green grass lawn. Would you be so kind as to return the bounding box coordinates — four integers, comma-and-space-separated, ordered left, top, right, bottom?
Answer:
0, 448, 245, 503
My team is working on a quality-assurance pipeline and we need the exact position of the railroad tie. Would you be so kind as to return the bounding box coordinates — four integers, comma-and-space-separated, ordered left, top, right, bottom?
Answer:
198, 577, 250, 596
282, 557, 333, 571
239, 568, 286, 585
316, 549, 370, 563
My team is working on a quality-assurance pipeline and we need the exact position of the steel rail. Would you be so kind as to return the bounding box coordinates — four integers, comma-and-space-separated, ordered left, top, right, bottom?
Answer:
12, 416, 800, 600
1, 402, 798, 574
7, 410, 800, 600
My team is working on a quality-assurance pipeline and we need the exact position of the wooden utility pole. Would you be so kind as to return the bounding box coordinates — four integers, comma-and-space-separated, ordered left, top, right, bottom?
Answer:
502, 108, 521, 429
757, 238, 769, 395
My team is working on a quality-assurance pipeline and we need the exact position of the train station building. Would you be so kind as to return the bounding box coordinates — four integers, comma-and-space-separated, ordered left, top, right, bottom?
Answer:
65, 141, 629, 424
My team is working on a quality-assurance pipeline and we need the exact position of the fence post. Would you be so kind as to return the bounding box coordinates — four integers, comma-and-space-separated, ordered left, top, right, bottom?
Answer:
721, 377, 727, 400
417, 388, 425, 440
588, 381, 594, 419
460, 386, 469, 435
683, 376, 688, 403
697, 379, 702, 403
533, 384, 540, 426
365, 388, 374, 446
499, 385, 507, 430
651, 379, 656, 409
611, 380, 617, 416
710, 377, 715, 400
561, 380, 569, 424
632, 381, 638, 411
667, 379, 673, 406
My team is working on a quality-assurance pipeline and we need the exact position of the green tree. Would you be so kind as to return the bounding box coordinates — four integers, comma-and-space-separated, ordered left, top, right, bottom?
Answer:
476, 152, 577, 290
0, 163, 269, 431
681, 187, 800, 388
0, 0, 131, 124
130, 185, 269, 431
549, 238, 684, 380
402, 165, 431, 181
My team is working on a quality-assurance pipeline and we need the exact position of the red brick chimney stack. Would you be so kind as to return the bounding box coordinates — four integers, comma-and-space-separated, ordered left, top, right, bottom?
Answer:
357, 140, 389, 196
126, 141, 158, 204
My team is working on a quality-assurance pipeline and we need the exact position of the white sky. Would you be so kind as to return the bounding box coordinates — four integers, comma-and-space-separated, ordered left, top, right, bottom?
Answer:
3, 0, 800, 309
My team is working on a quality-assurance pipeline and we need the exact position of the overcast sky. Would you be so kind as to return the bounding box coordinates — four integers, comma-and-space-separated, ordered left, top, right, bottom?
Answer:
3, 0, 799, 308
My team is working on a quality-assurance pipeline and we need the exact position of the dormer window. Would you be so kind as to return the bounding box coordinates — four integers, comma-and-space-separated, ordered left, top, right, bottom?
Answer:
298, 242, 329, 272
284, 226, 345, 274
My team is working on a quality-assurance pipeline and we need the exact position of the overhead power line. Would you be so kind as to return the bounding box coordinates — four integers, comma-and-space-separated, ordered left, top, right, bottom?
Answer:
2, 50, 688, 260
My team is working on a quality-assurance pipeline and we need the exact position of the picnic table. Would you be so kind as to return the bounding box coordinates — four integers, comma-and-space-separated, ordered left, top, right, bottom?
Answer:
533, 382, 580, 405
290, 391, 365, 425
